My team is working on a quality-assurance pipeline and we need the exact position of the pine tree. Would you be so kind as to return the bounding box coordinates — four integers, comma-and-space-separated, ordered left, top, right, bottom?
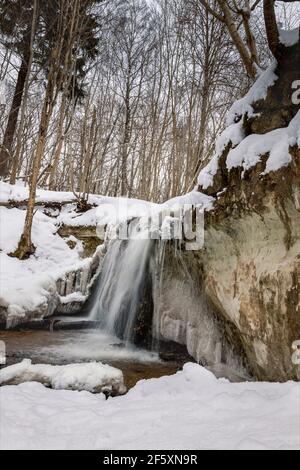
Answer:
0, 0, 101, 179
10, 0, 101, 260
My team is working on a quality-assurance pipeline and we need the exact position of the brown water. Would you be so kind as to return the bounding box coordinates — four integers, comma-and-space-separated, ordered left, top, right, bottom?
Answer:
0, 329, 184, 390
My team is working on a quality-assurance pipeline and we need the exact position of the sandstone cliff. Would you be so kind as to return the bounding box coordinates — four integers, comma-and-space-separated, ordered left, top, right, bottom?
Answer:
155, 47, 300, 381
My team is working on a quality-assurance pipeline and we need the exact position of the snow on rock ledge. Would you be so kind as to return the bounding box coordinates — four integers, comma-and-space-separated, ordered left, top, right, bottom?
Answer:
198, 54, 300, 193
0, 359, 127, 396
226, 111, 300, 175
0, 203, 103, 327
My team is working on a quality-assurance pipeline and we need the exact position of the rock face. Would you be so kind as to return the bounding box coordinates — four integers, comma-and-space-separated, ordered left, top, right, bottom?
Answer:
154, 158, 300, 382
58, 225, 103, 258
154, 48, 300, 381
201, 162, 300, 381
152, 245, 252, 380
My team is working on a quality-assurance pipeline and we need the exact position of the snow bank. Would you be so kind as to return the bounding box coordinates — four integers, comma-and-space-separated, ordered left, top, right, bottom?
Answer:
227, 62, 278, 126
198, 65, 278, 189
198, 122, 245, 189
0, 181, 158, 228
56, 190, 214, 229
227, 111, 300, 174
0, 182, 77, 204
162, 191, 214, 211
0, 207, 89, 326
0, 363, 299, 450
0, 359, 126, 395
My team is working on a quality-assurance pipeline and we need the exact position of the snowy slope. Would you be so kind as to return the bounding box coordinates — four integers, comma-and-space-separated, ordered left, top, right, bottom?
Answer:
0, 363, 299, 450
0, 206, 90, 326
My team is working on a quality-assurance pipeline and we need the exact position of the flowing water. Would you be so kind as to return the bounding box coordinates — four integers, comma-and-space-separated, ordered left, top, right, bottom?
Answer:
0, 220, 197, 389
0, 222, 248, 386
89, 228, 154, 343
0, 329, 185, 390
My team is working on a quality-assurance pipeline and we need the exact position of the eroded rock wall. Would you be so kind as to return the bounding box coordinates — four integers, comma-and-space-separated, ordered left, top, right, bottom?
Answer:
152, 246, 252, 380
154, 181, 300, 381
154, 44, 300, 381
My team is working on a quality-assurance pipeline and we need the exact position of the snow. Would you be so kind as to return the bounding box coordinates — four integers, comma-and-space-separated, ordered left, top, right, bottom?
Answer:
198, 63, 300, 189
198, 65, 278, 189
0, 182, 214, 326
0, 181, 77, 204
0, 359, 126, 395
59, 292, 87, 305
198, 121, 245, 189
227, 62, 278, 126
162, 191, 215, 211
279, 26, 300, 47
0, 181, 160, 230
0, 363, 299, 450
56, 190, 214, 229
227, 111, 300, 174
0, 206, 89, 326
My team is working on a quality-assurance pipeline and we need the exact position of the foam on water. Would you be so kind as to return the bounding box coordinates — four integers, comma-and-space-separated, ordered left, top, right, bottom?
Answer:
38, 330, 160, 364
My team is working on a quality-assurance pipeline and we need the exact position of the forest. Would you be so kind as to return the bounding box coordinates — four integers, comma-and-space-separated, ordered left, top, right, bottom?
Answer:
0, 0, 298, 199
0, 0, 300, 452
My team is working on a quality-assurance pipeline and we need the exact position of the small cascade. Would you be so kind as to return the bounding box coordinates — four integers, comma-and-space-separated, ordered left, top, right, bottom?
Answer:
89, 223, 154, 344
85, 207, 252, 381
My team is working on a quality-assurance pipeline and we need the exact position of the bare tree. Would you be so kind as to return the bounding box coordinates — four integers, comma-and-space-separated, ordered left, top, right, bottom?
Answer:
12, 0, 99, 259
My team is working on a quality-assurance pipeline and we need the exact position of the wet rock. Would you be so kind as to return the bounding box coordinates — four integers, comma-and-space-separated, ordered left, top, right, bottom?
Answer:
58, 225, 104, 258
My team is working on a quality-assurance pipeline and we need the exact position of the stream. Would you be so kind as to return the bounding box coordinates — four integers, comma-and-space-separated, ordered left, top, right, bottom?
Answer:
0, 328, 187, 390
0, 227, 193, 391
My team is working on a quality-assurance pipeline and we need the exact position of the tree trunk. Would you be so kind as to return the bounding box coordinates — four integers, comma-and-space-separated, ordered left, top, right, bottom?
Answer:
0, 46, 30, 178
11, 77, 55, 260
121, 76, 132, 196
263, 0, 280, 57
48, 93, 67, 190
10, 0, 38, 185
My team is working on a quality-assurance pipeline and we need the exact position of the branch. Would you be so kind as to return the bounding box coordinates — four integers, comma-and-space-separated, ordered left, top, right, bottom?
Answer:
264, 0, 280, 57
251, 0, 262, 11
199, 0, 225, 22
217, 0, 257, 78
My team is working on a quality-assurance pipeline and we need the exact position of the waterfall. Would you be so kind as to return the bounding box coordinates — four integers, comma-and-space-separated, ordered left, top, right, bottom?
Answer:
89, 226, 153, 344
88, 206, 187, 346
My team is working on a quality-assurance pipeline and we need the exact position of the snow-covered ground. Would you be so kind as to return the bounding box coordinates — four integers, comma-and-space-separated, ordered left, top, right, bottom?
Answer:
0, 363, 299, 450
